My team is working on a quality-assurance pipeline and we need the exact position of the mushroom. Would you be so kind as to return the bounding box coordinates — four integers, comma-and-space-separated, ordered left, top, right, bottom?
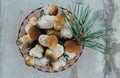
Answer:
45, 49, 58, 62
54, 14, 64, 30
45, 35, 58, 48
25, 17, 38, 33
51, 44, 64, 57
34, 57, 49, 66
29, 44, 44, 58
49, 4, 59, 15
38, 35, 58, 48
51, 57, 66, 70
64, 40, 81, 54
25, 56, 49, 66
28, 26, 41, 40
17, 34, 33, 49
45, 43, 64, 62
37, 15, 55, 29
25, 56, 35, 66
64, 40, 81, 60
60, 13, 73, 39
38, 34, 48, 47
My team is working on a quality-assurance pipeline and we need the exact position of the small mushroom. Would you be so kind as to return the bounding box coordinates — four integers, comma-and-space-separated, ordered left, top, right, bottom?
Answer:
64, 40, 81, 54
17, 34, 33, 49
37, 15, 55, 29
49, 4, 58, 15
38, 35, 58, 48
34, 57, 49, 66
54, 14, 64, 30
25, 17, 38, 33
29, 44, 44, 58
51, 44, 64, 57
38, 34, 48, 47
45, 35, 58, 48
25, 56, 35, 66
42, 4, 58, 15
45, 49, 58, 62
51, 57, 66, 70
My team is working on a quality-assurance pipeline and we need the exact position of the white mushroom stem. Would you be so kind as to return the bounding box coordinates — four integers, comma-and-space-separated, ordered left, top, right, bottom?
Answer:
37, 15, 55, 29
29, 45, 44, 58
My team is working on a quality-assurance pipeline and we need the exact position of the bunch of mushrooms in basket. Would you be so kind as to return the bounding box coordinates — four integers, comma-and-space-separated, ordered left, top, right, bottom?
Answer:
17, 4, 82, 71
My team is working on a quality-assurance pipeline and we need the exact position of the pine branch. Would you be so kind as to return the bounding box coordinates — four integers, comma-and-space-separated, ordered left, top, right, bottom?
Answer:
62, 4, 112, 53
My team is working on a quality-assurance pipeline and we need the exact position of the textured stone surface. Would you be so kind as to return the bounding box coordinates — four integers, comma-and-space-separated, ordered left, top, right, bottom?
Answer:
0, 0, 120, 78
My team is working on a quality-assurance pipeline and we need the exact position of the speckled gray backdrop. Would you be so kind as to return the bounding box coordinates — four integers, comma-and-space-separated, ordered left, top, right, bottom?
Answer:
0, 0, 120, 78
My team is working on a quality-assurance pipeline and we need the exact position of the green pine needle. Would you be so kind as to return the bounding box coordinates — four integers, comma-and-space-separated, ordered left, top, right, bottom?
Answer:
62, 4, 112, 53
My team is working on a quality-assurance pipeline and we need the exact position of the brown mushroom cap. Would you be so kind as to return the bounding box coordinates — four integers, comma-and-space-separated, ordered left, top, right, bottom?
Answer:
45, 35, 58, 48
54, 14, 65, 30
64, 40, 81, 54
49, 4, 58, 15
28, 26, 41, 40
47, 30, 60, 38
55, 14, 64, 23
45, 49, 58, 62
25, 56, 35, 66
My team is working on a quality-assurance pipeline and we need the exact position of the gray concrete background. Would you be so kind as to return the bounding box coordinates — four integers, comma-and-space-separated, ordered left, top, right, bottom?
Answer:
0, 0, 120, 78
